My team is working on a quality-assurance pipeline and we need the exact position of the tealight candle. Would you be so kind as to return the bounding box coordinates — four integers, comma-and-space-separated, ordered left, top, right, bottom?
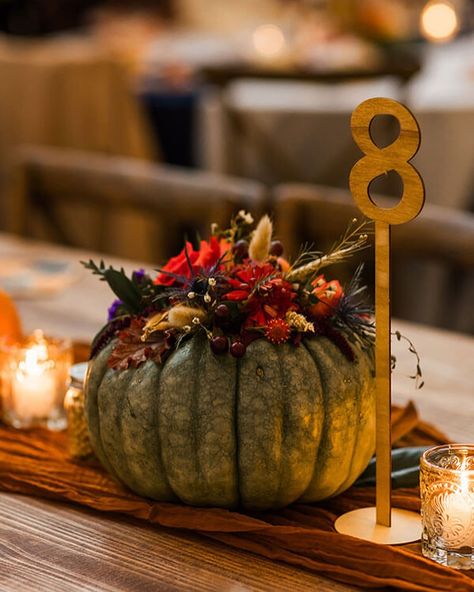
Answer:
420, 444, 474, 570
0, 330, 72, 430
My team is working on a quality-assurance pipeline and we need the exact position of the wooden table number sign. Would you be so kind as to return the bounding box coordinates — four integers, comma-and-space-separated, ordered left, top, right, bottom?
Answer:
335, 98, 425, 544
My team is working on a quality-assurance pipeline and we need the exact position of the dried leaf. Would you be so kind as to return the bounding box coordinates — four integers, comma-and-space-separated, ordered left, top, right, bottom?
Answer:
108, 319, 173, 370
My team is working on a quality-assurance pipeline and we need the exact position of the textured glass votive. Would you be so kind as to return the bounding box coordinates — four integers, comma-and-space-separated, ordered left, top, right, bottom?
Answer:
0, 330, 72, 430
420, 445, 474, 569
64, 362, 93, 459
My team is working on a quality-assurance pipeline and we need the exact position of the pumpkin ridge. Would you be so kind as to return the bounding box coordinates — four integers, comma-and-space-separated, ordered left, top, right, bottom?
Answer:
118, 361, 176, 500
85, 342, 120, 479
195, 338, 239, 506
332, 346, 363, 494
334, 348, 375, 494
299, 337, 359, 500
99, 369, 142, 491
279, 341, 324, 507
153, 361, 178, 500
194, 341, 206, 490
234, 356, 242, 508
157, 339, 198, 504
298, 339, 324, 500
158, 335, 239, 506
299, 339, 336, 500
198, 336, 240, 506
276, 349, 286, 505
238, 340, 284, 508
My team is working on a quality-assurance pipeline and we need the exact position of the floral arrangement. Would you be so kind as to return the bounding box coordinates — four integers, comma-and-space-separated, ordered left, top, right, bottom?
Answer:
83, 212, 376, 370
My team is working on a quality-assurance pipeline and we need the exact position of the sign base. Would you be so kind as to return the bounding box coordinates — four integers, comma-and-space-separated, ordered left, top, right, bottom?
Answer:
334, 507, 421, 545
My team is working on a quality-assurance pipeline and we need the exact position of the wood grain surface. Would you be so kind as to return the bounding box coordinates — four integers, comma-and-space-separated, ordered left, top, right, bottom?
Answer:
0, 494, 356, 592
0, 232, 473, 591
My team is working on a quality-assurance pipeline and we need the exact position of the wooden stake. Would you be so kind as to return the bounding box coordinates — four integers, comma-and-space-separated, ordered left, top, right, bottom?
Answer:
375, 220, 391, 526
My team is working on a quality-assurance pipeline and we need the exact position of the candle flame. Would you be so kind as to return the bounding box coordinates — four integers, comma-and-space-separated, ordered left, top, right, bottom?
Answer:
18, 331, 53, 378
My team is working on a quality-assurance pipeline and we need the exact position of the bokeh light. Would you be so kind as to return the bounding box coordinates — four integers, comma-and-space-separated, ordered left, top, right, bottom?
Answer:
420, 0, 460, 43
252, 24, 286, 59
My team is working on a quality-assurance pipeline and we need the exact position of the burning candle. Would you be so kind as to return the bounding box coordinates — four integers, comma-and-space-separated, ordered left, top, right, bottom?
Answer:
0, 330, 72, 430
420, 444, 474, 570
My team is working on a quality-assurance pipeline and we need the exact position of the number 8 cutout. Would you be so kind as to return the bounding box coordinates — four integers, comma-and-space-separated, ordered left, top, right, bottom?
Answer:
350, 97, 425, 225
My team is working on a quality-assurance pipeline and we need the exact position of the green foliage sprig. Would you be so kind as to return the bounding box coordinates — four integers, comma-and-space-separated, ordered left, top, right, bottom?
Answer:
81, 260, 143, 315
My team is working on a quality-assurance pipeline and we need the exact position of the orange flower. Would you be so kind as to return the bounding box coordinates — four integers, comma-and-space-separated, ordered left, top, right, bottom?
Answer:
309, 275, 343, 318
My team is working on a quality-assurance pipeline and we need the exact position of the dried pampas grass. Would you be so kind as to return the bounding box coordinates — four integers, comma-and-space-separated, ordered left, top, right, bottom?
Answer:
249, 215, 272, 262
141, 311, 170, 341
168, 305, 207, 328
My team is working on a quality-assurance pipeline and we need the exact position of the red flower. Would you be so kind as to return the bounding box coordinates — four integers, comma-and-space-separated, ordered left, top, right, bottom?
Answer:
154, 236, 222, 286
223, 262, 297, 326
265, 319, 291, 344
196, 235, 222, 269
223, 263, 275, 300
309, 275, 343, 318
225, 290, 249, 301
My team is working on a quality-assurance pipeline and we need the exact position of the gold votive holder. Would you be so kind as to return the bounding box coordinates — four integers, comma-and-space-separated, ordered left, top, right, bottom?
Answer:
420, 444, 474, 570
0, 330, 72, 430
64, 362, 93, 459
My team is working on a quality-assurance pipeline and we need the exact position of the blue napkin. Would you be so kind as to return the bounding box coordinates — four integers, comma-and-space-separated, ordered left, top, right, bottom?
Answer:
355, 447, 429, 488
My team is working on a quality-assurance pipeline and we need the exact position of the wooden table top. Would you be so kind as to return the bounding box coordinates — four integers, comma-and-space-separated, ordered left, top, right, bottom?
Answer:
1, 232, 473, 591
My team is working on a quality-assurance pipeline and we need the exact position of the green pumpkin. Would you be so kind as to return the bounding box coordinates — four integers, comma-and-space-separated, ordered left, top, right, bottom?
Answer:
85, 334, 375, 510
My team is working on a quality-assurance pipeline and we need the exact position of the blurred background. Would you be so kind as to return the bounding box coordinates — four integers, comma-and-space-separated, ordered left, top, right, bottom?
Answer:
0, 0, 472, 332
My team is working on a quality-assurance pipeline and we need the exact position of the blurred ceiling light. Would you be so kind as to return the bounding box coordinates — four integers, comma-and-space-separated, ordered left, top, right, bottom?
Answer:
252, 24, 287, 59
420, 0, 460, 43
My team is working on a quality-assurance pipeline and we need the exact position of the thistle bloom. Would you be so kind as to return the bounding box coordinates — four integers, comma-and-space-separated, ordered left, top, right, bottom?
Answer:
132, 268, 146, 283
108, 299, 123, 321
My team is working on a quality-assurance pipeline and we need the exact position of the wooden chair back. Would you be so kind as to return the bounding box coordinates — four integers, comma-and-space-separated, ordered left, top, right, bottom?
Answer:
8, 146, 267, 263
273, 183, 474, 332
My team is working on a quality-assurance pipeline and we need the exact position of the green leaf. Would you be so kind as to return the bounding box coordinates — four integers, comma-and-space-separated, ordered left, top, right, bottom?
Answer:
82, 259, 145, 315
103, 268, 142, 314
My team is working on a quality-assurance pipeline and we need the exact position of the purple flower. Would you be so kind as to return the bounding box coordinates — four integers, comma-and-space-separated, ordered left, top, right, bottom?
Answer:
108, 299, 123, 321
132, 268, 146, 284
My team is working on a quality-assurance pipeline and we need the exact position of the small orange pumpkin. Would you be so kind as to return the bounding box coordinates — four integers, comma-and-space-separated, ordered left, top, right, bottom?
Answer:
0, 289, 22, 345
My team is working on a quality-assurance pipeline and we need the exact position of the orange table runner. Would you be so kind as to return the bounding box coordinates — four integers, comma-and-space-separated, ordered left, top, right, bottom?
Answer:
1, 401, 473, 592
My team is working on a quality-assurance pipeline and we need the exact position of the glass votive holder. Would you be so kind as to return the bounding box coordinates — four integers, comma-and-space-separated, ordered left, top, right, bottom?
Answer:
0, 330, 73, 430
420, 444, 474, 570
64, 362, 93, 459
